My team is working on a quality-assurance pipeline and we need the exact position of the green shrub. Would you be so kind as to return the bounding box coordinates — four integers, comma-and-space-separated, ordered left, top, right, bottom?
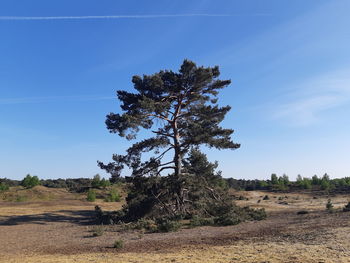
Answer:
100, 178, 111, 188
326, 199, 333, 212
0, 182, 9, 192
214, 213, 242, 226
105, 188, 121, 202
156, 218, 181, 232
190, 216, 214, 227
15, 195, 28, 202
87, 189, 96, 202
113, 239, 124, 249
132, 218, 158, 232
21, 174, 40, 188
92, 225, 104, 237
246, 207, 267, 220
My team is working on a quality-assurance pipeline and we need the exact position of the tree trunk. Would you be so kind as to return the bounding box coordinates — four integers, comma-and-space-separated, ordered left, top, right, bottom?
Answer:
173, 120, 182, 177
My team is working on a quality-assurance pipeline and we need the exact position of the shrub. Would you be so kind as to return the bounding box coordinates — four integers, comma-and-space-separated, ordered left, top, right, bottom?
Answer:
214, 213, 242, 226
92, 225, 104, 237
105, 188, 121, 202
132, 218, 158, 232
21, 174, 40, 188
113, 239, 124, 249
190, 216, 214, 227
0, 182, 9, 192
156, 218, 181, 232
326, 199, 333, 212
87, 189, 96, 202
245, 207, 267, 220
343, 202, 350, 212
91, 174, 102, 188
15, 196, 28, 202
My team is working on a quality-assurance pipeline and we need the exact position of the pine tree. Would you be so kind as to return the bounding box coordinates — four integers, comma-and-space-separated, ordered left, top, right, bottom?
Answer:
98, 59, 240, 218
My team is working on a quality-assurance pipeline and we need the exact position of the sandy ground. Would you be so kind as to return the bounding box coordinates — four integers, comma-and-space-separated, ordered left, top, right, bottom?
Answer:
0, 187, 349, 263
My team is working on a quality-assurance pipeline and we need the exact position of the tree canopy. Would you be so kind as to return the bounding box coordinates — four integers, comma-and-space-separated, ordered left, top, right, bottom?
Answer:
99, 59, 240, 180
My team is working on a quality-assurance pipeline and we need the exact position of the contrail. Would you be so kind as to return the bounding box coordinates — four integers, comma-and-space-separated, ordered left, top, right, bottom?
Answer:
0, 14, 270, 21
0, 96, 115, 105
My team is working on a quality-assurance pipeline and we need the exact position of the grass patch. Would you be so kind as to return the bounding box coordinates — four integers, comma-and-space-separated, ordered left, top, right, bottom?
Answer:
113, 239, 124, 249
91, 225, 104, 237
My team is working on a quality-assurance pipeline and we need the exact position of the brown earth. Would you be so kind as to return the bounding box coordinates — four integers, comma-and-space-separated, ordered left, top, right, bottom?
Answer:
0, 186, 349, 263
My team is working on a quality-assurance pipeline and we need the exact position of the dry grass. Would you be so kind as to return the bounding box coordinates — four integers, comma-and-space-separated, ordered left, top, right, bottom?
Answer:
0, 186, 349, 263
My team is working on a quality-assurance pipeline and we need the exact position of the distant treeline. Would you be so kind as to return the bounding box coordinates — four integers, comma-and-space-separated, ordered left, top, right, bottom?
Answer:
0, 174, 125, 193
1, 173, 350, 193
225, 173, 350, 192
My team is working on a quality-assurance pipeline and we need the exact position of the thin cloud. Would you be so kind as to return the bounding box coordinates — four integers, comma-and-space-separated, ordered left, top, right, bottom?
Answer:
272, 69, 350, 126
0, 13, 270, 21
0, 95, 114, 105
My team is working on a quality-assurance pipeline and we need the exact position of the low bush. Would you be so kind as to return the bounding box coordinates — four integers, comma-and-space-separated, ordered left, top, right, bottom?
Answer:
87, 189, 96, 202
113, 239, 124, 249
132, 218, 158, 232
105, 188, 121, 202
92, 225, 104, 237
155, 218, 181, 232
15, 196, 28, 202
0, 182, 9, 192
326, 199, 334, 212
190, 216, 214, 227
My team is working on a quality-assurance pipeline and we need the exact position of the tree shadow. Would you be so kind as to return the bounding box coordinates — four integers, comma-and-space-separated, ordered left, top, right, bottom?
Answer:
0, 210, 96, 226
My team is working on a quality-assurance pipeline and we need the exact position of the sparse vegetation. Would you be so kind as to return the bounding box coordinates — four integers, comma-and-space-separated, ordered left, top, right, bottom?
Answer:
21, 174, 40, 189
326, 199, 334, 212
104, 188, 121, 202
0, 182, 9, 192
92, 226, 104, 237
113, 239, 124, 249
155, 218, 181, 232
87, 189, 96, 202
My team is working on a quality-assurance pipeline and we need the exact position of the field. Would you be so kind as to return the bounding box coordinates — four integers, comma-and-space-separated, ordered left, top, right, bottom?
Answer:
0, 186, 349, 263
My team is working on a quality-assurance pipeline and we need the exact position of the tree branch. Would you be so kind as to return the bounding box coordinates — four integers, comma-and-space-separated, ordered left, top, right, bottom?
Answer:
152, 130, 175, 138
157, 166, 176, 175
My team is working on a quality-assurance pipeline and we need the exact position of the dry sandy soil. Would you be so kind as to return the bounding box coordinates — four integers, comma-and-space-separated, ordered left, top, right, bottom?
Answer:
0, 186, 349, 263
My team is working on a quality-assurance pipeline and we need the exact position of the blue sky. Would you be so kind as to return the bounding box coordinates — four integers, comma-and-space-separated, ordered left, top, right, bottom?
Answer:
0, 0, 349, 180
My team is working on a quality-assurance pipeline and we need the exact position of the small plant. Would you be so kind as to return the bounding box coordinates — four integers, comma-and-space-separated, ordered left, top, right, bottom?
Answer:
15, 195, 28, 202
156, 218, 181, 232
113, 239, 124, 249
92, 225, 104, 237
132, 218, 158, 232
326, 199, 334, 212
0, 182, 9, 192
343, 202, 350, 212
105, 188, 121, 202
87, 189, 96, 202
190, 216, 214, 227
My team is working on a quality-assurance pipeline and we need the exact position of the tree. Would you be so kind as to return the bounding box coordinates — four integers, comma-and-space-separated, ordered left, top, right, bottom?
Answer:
270, 174, 278, 185
98, 60, 240, 214
21, 174, 40, 189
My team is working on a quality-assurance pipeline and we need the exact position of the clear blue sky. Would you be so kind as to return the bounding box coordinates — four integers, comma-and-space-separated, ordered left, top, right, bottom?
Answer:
1, 0, 349, 180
